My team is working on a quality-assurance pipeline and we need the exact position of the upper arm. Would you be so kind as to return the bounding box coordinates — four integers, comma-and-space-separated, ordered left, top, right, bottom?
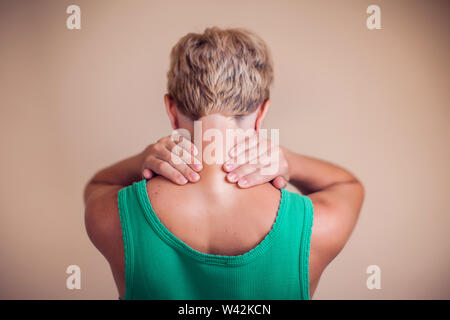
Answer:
84, 184, 124, 265
307, 180, 365, 284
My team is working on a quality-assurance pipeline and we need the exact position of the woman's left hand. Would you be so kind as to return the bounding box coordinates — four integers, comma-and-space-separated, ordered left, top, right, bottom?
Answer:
222, 133, 290, 189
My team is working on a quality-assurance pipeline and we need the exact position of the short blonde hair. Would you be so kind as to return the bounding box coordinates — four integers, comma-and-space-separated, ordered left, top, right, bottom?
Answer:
167, 27, 274, 120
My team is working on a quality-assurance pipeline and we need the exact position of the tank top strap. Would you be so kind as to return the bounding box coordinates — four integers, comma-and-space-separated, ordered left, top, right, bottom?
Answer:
117, 180, 148, 299
272, 190, 314, 299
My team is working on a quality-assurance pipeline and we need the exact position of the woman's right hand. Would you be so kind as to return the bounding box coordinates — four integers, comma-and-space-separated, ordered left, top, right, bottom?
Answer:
141, 135, 203, 185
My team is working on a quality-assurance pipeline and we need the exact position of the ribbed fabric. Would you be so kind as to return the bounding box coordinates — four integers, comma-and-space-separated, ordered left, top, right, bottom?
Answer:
118, 179, 314, 300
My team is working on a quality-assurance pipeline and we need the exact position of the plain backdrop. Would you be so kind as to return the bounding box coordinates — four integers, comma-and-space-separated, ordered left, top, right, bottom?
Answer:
0, 0, 449, 299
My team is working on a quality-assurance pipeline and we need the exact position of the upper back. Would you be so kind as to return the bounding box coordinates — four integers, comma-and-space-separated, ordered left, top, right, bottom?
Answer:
117, 178, 314, 300
146, 175, 282, 256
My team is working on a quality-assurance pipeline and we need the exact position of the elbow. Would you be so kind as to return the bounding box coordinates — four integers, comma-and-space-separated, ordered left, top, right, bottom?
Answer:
354, 179, 365, 211
83, 182, 92, 206
346, 169, 365, 206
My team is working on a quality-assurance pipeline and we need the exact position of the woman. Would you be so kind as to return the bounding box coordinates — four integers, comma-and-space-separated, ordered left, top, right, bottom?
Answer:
84, 27, 364, 300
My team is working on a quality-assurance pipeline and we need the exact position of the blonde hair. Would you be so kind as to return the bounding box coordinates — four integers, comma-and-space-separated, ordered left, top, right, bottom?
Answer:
167, 27, 274, 120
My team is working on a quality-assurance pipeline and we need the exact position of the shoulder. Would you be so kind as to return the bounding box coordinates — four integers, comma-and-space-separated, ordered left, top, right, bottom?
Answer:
146, 176, 189, 207
85, 185, 124, 262
280, 189, 314, 222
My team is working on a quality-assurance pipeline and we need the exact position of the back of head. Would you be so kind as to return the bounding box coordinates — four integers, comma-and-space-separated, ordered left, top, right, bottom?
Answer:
167, 27, 274, 120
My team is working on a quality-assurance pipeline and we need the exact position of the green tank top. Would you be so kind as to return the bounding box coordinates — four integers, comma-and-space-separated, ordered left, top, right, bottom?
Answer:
118, 179, 314, 300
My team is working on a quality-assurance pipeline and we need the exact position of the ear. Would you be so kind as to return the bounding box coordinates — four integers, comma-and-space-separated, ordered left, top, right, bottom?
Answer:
255, 99, 270, 132
164, 94, 179, 129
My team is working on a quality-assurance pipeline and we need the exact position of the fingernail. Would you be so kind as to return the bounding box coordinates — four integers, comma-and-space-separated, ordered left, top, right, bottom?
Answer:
227, 172, 237, 182
178, 177, 188, 184
193, 164, 203, 171
224, 163, 235, 171
190, 172, 200, 181
238, 179, 247, 187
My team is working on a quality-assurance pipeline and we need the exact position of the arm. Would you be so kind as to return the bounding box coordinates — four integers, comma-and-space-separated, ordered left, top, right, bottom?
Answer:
84, 136, 202, 205
283, 148, 364, 255
84, 135, 203, 225
224, 140, 364, 256
84, 135, 203, 248
83, 152, 146, 298
83, 151, 144, 205
224, 139, 364, 295
84, 136, 202, 297
284, 148, 364, 294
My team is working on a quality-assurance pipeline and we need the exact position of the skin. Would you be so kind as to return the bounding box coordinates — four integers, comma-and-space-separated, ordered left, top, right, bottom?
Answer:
84, 96, 365, 299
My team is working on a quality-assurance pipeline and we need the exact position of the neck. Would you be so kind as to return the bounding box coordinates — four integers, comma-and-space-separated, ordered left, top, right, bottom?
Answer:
176, 113, 257, 193
195, 162, 237, 195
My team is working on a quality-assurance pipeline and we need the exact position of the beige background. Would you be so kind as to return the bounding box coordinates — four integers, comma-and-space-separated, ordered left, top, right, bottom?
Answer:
1, 0, 449, 299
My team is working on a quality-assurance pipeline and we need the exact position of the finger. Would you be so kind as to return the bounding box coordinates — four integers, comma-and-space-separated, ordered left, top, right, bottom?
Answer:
226, 163, 260, 183
224, 140, 276, 173
229, 133, 259, 157
166, 139, 202, 172
142, 168, 154, 180
236, 166, 279, 188
169, 135, 199, 157
146, 157, 189, 185
171, 144, 203, 171
157, 149, 200, 183
271, 176, 287, 189
227, 135, 275, 167
224, 144, 261, 171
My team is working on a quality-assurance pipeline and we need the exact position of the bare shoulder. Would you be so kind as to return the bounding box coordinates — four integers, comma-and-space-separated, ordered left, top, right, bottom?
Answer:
146, 175, 179, 198
84, 185, 124, 263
